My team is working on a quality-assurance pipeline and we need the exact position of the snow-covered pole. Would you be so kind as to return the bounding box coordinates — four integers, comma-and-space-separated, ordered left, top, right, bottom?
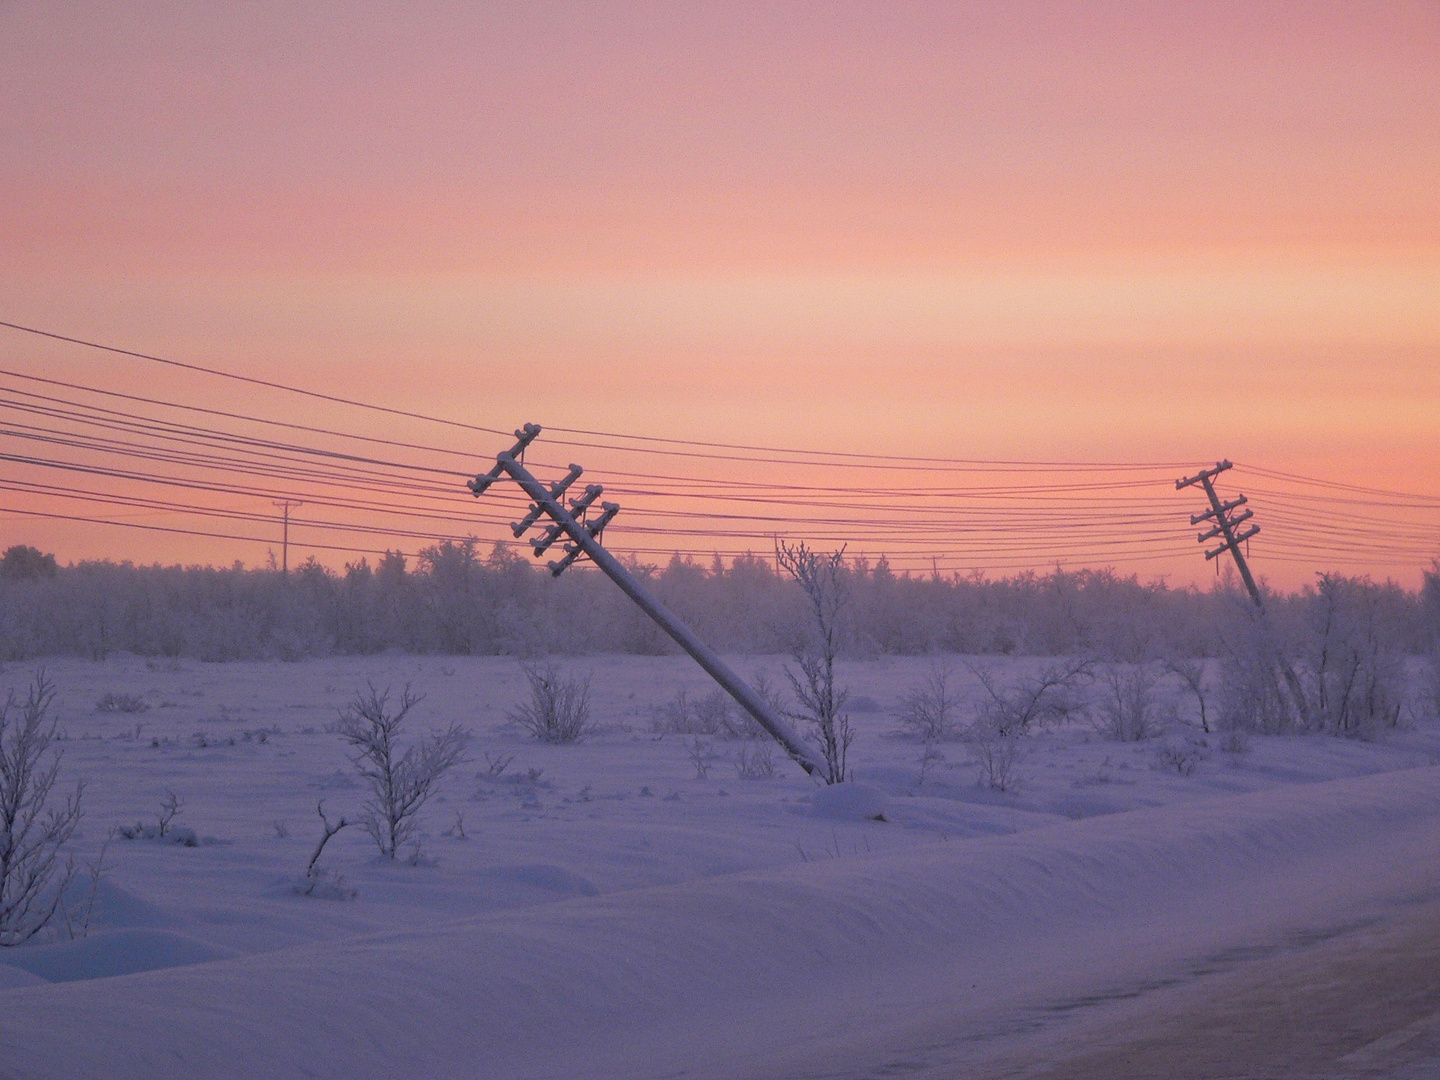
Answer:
470, 425, 825, 778
1177, 460, 1263, 608
1177, 459, 1311, 729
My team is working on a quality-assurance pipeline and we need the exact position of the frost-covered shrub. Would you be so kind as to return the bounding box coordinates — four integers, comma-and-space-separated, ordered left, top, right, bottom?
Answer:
970, 718, 1024, 792
509, 663, 594, 743
653, 688, 762, 739
777, 541, 853, 785
0, 673, 84, 946
734, 742, 775, 779
116, 822, 198, 847
292, 867, 357, 901
1164, 657, 1213, 733
1216, 652, 1292, 736
687, 738, 720, 779
1153, 732, 1207, 775
1423, 648, 1440, 722
333, 684, 467, 858
1215, 605, 1296, 736
967, 657, 1093, 737
115, 789, 196, 846
95, 692, 148, 714
293, 801, 354, 899
1094, 665, 1160, 742
1297, 574, 1405, 736
894, 663, 962, 741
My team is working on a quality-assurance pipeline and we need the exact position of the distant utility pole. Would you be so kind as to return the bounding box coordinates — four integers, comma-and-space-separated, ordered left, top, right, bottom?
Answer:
1177, 460, 1309, 726
468, 424, 825, 778
273, 500, 302, 574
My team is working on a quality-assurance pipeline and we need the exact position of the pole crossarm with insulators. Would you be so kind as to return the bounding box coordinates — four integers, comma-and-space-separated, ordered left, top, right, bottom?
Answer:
1176, 458, 1310, 727
468, 424, 826, 778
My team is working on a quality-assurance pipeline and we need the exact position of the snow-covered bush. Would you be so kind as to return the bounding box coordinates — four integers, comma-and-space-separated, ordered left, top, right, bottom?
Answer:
293, 801, 356, 899
687, 738, 720, 779
970, 718, 1024, 792
653, 687, 762, 739
116, 821, 199, 847
1423, 647, 1440, 722
115, 790, 197, 846
734, 742, 775, 779
1216, 652, 1292, 736
894, 663, 963, 741
95, 692, 148, 714
777, 540, 853, 784
509, 663, 594, 743
293, 867, 357, 901
1164, 656, 1213, 733
1094, 665, 1160, 742
0, 672, 84, 946
967, 657, 1093, 736
1153, 732, 1207, 775
1215, 605, 1296, 735
1297, 573, 1405, 735
333, 684, 467, 858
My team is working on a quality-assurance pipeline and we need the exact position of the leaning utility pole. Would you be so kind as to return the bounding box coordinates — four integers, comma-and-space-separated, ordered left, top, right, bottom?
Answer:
273, 499, 303, 575
468, 424, 825, 778
1177, 460, 1310, 727
1177, 461, 1262, 606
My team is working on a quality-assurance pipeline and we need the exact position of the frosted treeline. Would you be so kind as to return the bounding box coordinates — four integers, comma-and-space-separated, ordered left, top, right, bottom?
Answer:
0, 541, 1435, 662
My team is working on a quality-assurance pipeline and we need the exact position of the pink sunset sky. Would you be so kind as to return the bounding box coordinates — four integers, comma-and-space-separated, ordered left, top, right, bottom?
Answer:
0, 2, 1436, 587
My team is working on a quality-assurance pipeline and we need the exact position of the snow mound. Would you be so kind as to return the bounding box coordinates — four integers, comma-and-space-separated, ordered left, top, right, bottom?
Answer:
0, 962, 45, 991
79, 879, 179, 930
481, 864, 601, 897
1, 928, 239, 983
810, 781, 889, 821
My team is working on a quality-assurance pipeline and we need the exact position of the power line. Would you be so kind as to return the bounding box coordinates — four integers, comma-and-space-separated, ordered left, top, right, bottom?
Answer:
0, 318, 1195, 470
3, 318, 1436, 576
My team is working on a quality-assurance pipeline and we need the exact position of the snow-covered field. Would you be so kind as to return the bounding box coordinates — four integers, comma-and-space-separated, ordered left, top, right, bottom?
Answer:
3, 653, 1440, 1078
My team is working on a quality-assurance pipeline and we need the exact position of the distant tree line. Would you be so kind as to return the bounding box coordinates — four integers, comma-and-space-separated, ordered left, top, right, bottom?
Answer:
0, 542, 1435, 663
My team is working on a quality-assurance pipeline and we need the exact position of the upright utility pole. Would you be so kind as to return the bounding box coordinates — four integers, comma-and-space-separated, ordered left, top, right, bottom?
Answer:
468, 424, 825, 778
273, 500, 302, 575
1177, 460, 1310, 726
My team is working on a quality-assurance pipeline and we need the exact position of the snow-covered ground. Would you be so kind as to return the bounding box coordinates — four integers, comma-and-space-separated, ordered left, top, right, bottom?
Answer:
2, 653, 1439, 1078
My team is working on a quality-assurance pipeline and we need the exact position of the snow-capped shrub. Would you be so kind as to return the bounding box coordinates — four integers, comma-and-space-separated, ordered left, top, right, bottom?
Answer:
970, 718, 1024, 793
1094, 664, 1160, 742
734, 743, 775, 779
1296, 574, 1405, 736
894, 663, 963, 742
968, 657, 1093, 737
652, 688, 762, 739
777, 540, 853, 785
95, 692, 148, 714
0, 672, 84, 946
292, 867, 357, 901
116, 822, 199, 847
509, 663, 593, 744
333, 685, 467, 858
1153, 733, 1207, 775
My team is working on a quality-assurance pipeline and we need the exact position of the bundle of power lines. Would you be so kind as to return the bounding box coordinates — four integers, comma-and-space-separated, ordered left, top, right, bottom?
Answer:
1, 319, 1436, 577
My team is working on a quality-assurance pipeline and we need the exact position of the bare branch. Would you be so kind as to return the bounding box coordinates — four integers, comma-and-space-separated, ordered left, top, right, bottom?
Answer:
1, 671, 84, 946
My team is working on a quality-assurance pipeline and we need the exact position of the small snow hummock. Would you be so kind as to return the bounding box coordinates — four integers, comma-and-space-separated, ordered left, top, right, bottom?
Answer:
809, 782, 889, 822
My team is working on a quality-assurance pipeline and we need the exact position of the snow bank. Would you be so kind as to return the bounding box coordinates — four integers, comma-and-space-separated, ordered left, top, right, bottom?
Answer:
4, 766, 1439, 1080
808, 781, 889, 821
1, 928, 239, 984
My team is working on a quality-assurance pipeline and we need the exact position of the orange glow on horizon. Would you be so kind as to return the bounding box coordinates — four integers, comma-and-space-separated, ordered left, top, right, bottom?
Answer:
0, 3, 1435, 589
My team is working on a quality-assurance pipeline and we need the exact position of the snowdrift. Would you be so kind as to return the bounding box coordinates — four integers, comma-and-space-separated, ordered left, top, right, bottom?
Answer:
4, 767, 1439, 1080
